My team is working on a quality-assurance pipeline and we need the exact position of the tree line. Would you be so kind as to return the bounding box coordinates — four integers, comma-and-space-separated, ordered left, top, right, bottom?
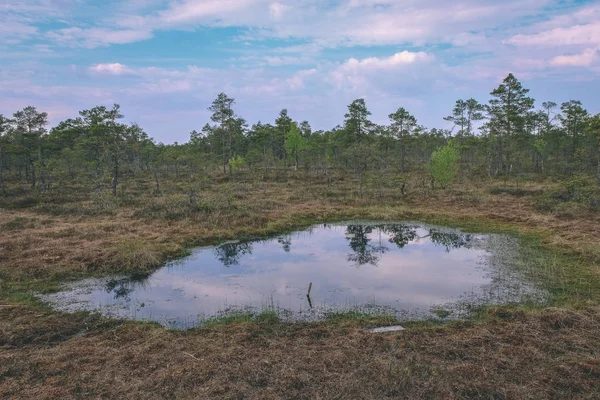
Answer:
1, 73, 599, 196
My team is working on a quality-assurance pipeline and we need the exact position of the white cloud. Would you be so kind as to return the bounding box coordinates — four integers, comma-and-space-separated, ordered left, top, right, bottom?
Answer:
79, 55, 435, 102
285, 68, 316, 90
85, 63, 309, 96
522, 4, 600, 32
4, 0, 600, 142
345, 51, 434, 69
512, 58, 547, 70
551, 48, 599, 67
332, 51, 434, 90
269, 2, 289, 20
94, 0, 550, 49
46, 27, 153, 48
139, 79, 194, 93
89, 63, 135, 76
501, 4, 600, 73
155, 0, 268, 25
0, 0, 75, 15
263, 56, 312, 66
0, 21, 37, 44
507, 23, 600, 47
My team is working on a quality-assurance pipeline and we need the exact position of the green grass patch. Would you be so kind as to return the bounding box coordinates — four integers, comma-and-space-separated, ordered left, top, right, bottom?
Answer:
200, 310, 281, 328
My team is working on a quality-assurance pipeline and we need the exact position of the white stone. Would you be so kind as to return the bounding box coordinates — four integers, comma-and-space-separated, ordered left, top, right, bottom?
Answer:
366, 325, 405, 333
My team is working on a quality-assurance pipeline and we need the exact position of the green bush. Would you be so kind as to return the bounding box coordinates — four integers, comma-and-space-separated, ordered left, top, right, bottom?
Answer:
228, 155, 245, 175
535, 176, 600, 213
534, 194, 560, 212
430, 141, 459, 189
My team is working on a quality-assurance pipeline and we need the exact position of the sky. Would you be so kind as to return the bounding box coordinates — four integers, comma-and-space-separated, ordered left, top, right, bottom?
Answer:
1, 0, 600, 143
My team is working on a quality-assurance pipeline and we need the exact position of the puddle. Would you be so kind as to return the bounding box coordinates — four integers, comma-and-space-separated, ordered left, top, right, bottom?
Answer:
39, 222, 548, 328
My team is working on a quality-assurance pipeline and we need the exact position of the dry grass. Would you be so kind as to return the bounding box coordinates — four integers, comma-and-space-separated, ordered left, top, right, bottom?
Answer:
1, 174, 600, 399
1, 177, 598, 283
1, 305, 599, 399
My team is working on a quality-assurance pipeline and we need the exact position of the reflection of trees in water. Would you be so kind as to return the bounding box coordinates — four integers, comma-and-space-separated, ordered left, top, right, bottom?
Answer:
345, 225, 389, 267
206, 224, 472, 269
105, 272, 151, 300
377, 224, 419, 248
377, 224, 473, 252
213, 242, 253, 267
277, 236, 292, 252
124, 224, 471, 273
428, 230, 473, 252
345, 224, 474, 267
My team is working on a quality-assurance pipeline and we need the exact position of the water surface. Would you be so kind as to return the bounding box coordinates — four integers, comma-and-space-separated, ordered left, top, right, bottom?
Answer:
41, 222, 547, 328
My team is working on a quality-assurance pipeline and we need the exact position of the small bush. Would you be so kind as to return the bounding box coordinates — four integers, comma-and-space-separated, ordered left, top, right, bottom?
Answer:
534, 177, 600, 214
430, 141, 459, 189
590, 195, 599, 211
1, 217, 31, 231
114, 240, 162, 271
133, 194, 220, 221
489, 187, 542, 197
228, 156, 245, 177
0, 196, 40, 209
534, 194, 560, 212
552, 202, 589, 218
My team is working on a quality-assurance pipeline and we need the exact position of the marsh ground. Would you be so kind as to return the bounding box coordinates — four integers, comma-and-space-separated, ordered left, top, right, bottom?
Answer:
1, 173, 600, 399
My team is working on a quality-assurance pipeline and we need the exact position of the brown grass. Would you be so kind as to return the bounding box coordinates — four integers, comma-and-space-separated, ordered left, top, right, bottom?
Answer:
1, 177, 598, 282
1, 174, 600, 399
1, 305, 599, 399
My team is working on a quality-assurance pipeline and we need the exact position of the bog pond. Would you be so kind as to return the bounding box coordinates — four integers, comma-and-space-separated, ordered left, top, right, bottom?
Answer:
40, 222, 549, 328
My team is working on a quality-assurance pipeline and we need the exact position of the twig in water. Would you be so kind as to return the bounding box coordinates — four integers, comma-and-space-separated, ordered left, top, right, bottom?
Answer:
306, 282, 313, 309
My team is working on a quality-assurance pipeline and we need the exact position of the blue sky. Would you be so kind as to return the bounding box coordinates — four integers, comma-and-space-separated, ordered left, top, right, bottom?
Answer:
1, 0, 599, 143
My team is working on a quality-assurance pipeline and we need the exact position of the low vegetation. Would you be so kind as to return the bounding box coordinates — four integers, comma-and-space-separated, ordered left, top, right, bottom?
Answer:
1, 73, 600, 398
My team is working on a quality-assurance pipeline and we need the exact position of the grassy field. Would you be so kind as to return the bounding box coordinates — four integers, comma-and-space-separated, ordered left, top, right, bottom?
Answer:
1, 173, 600, 399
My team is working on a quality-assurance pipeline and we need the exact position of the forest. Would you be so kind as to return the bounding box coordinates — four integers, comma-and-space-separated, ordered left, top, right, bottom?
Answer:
1, 73, 599, 200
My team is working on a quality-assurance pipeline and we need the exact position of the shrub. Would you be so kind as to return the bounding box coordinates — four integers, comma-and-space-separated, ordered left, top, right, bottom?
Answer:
115, 240, 162, 271
430, 141, 459, 189
228, 155, 245, 175
534, 176, 600, 214
534, 194, 560, 212
2, 217, 30, 231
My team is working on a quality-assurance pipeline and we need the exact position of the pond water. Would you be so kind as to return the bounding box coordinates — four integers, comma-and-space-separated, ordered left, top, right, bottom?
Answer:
40, 222, 548, 328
